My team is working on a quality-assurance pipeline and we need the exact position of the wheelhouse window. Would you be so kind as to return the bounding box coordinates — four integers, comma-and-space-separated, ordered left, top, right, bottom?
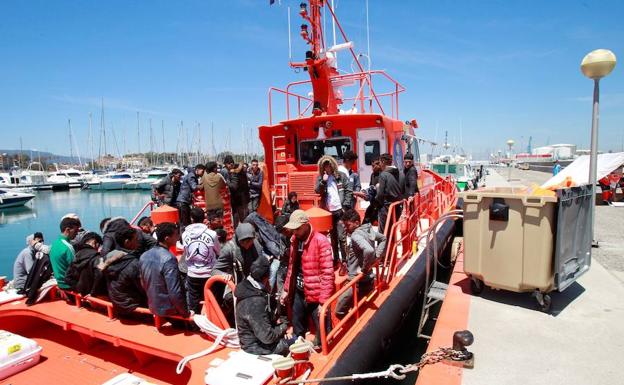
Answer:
299, 137, 352, 165
364, 140, 380, 165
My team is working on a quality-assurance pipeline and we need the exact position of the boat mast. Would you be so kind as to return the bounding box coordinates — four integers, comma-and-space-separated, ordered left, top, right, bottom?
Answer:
149, 118, 153, 167
136, 111, 141, 160
89, 112, 95, 170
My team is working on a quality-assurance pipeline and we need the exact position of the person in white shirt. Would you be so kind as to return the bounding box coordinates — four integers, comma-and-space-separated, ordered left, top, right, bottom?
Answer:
314, 155, 354, 270
182, 207, 220, 313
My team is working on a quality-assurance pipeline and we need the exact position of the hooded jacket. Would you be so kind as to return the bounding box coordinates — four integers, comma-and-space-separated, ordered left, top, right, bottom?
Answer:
139, 245, 189, 317
375, 166, 402, 206
348, 223, 387, 280
182, 223, 220, 278
153, 175, 180, 205
65, 244, 106, 296
13, 240, 36, 292
283, 227, 335, 304
212, 223, 263, 283
314, 155, 354, 211
201, 172, 226, 210
100, 249, 147, 314
101, 218, 157, 258
235, 277, 287, 355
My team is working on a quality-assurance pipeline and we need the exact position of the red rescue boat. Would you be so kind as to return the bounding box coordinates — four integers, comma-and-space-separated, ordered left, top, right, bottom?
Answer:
0, 1, 459, 384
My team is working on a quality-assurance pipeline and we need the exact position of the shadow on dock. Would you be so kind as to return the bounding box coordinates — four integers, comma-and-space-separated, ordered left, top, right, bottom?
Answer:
457, 277, 585, 316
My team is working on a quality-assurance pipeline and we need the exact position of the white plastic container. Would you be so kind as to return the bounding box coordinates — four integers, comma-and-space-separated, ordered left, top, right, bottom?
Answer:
0, 330, 42, 380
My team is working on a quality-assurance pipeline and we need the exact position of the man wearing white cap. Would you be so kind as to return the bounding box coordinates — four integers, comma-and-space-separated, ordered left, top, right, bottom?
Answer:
280, 210, 334, 348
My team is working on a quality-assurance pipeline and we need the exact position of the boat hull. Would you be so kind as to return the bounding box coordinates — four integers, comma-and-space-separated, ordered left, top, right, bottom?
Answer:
0, 195, 34, 209
324, 218, 456, 383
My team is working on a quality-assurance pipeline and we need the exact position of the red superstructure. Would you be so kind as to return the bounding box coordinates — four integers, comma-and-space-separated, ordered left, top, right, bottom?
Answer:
260, 0, 423, 209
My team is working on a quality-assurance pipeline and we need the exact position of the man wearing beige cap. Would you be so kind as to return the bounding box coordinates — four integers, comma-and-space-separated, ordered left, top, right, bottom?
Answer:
280, 210, 335, 348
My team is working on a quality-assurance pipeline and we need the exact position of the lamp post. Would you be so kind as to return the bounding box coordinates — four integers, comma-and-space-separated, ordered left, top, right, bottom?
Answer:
506, 139, 515, 182
581, 49, 616, 246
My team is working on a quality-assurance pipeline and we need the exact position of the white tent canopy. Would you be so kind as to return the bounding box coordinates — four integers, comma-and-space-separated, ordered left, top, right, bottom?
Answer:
542, 152, 624, 189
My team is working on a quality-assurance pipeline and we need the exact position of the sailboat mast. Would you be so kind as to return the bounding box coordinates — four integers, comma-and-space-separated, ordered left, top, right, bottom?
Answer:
161, 120, 165, 165
136, 111, 141, 158
149, 118, 153, 167
68, 119, 74, 162
89, 112, 94, 170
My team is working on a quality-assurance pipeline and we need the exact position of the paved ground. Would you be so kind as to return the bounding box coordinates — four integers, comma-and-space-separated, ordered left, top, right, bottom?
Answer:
461, 168, 624, 385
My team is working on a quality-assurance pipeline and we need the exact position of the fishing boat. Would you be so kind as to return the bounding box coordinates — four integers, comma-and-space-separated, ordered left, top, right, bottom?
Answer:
0, 2, 460, 384
429, 155, 477, 192
0, 188, 35, 209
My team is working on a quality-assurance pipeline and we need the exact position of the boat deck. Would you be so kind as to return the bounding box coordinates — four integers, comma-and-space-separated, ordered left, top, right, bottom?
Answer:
0, 299, 229, 384
417, 168, 624, 385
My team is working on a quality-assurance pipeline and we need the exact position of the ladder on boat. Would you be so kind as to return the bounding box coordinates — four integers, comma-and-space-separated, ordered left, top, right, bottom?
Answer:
417, 227, 449, 339
272, 135, 288, 208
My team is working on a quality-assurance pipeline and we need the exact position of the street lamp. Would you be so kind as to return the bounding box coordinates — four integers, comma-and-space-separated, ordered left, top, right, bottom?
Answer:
581, 49, 616, 246
506, 139, 515, 181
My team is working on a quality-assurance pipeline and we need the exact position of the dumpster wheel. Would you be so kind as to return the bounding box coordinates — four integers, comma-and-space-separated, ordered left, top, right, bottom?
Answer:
470, 277, 484, 295
534, 291, 552, 312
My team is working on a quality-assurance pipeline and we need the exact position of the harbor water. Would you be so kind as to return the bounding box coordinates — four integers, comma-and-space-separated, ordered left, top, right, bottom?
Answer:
0, 189, 151, 278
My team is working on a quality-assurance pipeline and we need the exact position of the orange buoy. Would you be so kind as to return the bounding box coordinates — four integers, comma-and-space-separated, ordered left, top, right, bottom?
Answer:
151, 204, 179, 225
305, 207, 332, 233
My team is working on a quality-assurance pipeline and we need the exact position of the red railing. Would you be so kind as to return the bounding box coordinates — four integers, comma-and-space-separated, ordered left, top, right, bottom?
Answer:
130, 201, 155, 225
318, 177, 457, 354
268, 70, 406, 125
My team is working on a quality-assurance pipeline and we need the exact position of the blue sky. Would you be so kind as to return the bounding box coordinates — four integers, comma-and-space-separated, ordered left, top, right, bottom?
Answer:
1, 0, 623, 159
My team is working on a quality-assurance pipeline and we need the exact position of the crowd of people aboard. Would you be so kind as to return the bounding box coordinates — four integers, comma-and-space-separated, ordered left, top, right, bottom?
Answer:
10, 151, 420, 355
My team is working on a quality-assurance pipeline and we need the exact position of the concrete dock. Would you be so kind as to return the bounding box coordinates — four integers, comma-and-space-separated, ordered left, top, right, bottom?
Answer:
421, 167, 624, 385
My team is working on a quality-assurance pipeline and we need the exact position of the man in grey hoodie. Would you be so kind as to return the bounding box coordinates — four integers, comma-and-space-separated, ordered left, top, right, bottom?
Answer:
335, 209, 386, 319
12, 232, 45, 292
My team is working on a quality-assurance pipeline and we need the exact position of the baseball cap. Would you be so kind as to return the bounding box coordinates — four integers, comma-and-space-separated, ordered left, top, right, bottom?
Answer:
283, 210, 309, 230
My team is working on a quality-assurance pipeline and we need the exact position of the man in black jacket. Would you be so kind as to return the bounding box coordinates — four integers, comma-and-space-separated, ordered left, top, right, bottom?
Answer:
100, 217, 157, 258
99, 226, 147, 315
235, 255, 290, 355
176, 164, 206, 228
153, 169, 183, 206
222, 155, 250, 228
401, 153, 419, 199
65, 232, 106, 296
375, 153, 403, 235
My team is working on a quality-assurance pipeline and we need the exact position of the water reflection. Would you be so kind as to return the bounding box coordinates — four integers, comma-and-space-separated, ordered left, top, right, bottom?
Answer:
0, 206, 37, 226
0, 190, 150, 276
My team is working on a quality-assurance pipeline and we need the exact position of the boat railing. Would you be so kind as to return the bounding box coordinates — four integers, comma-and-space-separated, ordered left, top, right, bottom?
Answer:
268, 70, 406, 125
318, 177, 457, 355
318, 272, 375, 355
130, 201, 155, 225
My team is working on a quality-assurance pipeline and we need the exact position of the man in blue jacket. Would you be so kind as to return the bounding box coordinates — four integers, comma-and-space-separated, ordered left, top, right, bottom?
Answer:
139, 222, 189, 318
176, 164, 206, 229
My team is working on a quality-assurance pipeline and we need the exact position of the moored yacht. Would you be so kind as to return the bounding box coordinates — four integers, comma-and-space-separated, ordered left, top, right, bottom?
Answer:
0, 188, 35, 209
89, 172, 134, 190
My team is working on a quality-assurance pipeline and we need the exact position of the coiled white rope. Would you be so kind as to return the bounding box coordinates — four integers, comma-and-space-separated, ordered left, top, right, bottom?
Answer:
175, 314, 240, 374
